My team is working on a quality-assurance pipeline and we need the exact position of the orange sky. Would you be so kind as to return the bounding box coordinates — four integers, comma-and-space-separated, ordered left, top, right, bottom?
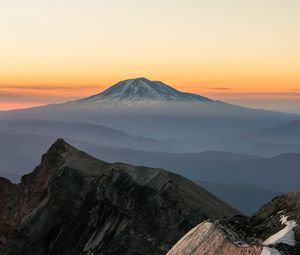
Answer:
1, 1, 300, 111
1, 77, 300, 111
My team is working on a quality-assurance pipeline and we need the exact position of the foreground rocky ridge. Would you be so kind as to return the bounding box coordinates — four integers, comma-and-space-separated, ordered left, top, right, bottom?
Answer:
168, 190, 300, 255
0, 139, 238, 255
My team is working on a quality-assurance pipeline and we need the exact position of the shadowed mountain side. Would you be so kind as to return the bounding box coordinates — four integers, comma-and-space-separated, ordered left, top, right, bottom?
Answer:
0, 139, 238, 255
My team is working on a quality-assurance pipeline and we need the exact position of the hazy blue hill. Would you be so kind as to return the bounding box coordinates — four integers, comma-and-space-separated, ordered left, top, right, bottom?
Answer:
232, 119, 300, 148
0, 119, 170, 152
64, 143, 300, 193
0, 132, 57, 177
241, 142, 300, 157
197, 181, 279, 215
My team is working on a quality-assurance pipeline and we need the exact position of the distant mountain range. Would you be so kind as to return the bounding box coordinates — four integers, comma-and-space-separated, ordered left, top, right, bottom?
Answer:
232, 119, 300, 148
0, 131, 297, 214
1, 77, 297, 151
226, 119, 300, 156
0, 77, 299, 215
0, 119, 170, 152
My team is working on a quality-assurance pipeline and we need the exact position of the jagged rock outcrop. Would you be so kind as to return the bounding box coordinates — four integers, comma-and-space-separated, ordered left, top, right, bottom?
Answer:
168, 191, 300, 255
0, 139, 238, 255
167, 219, 262, 255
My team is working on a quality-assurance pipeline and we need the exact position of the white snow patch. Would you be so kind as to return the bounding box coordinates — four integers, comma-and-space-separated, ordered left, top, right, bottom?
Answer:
277, 210, 284, 215
263, 215, 297, 246
280, 215, 288, 224
260, 247, 281, 255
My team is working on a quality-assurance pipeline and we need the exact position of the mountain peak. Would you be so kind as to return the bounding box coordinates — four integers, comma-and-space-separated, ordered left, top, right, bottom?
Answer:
21, 139, 108, 184
1, 141, 238, 254
44, 138, 74, 162
79, 77, 212, 105
50, 138, 68, 150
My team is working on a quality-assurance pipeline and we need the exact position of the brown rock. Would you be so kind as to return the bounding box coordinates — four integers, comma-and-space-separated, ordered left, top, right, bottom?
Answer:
167, 221, 262, 255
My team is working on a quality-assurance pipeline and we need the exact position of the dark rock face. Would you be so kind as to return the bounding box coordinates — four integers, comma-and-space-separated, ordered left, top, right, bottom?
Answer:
168, 190, 300, 255
0, 139, 238, 255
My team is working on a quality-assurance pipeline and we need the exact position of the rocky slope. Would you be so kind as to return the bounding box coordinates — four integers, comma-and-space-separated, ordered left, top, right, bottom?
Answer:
168, 190, 300, 255
0, 139, 238, 255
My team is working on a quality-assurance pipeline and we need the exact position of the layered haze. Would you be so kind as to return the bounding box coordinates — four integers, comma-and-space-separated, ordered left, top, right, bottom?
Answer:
0, 77, 300, 214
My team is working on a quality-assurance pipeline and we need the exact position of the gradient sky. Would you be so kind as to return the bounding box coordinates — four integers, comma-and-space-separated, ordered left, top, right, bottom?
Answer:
1, 0, 300, 111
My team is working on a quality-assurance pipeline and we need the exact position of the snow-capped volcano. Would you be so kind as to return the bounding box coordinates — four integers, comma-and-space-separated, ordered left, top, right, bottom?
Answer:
78, 77, 212, 105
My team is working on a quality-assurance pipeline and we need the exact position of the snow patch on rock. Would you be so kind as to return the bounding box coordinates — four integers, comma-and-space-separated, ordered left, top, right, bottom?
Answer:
263, 215, 297, 246
260, 247, 281, 255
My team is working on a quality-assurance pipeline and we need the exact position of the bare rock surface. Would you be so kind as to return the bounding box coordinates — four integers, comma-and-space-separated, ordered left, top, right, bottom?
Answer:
168, 191, 300, 255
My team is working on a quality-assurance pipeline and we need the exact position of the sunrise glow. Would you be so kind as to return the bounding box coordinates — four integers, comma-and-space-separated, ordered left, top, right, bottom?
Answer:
1, 0, 300, 111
